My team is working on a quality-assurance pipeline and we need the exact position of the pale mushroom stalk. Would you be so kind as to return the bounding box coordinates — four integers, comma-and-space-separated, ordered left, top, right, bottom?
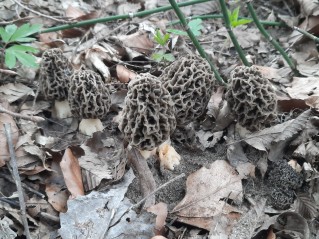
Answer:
53, 100, 72, 119
69, 70, 111, 136
119, 73, 181, 170
40, 48, 74, 119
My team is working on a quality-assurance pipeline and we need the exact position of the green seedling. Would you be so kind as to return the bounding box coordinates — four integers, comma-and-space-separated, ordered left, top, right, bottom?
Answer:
0, 23, 41, 69
167, 18, 203, 36
151, 29, 175, 63
228, 6, 252, 28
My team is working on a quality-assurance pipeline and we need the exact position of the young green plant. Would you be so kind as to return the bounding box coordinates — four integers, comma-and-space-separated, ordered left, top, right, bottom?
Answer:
151, 18, 204, 63
0, 23, 41, 69
151, 29, 175, 62
228, 6, 252, 27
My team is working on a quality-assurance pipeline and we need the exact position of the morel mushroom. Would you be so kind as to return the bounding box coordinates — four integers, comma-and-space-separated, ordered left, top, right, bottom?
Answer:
119, 73, 180, 170
40, 48, 73, 119
159, 54, 216, 125
68, 70, 111, 136
225, 66, 277, 131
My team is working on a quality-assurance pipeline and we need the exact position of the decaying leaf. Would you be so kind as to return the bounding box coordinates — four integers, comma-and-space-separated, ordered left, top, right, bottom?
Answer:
117, 31, 154, 55
0, 83, 34, 103
116, 64, 137, 83
172, 160, 243, 230
286, 77, 319, 100
45, 184, 68, 213
147, 202, 168, 235
295, 193, 319, 220
0, 111, 19, 167
60, 148, 84, 198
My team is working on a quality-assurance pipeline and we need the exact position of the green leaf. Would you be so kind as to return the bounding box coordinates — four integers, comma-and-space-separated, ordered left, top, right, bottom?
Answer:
10, 23, 41, 43
5, 44, 39, 68
232, 18, 253, 27
232, 7, 240, 23
163, 53, 175, 62
188, 18, 203, 36
14, 51, 38, 68
166, 28, 188, 36
154, 30, 170, 46
8, 44, 39, 53
5, 49, 16, 68
0, 25, 17, 43
12, 37, 36, 43
151, 50, 165, 62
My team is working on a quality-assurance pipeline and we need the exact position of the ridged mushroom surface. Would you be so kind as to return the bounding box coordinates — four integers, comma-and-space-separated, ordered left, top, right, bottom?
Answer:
119, 73, 176, 151
40, 48, 73, 100
226, 65, 277, 131
69, 70, 111, 119
159, 54, 215, 125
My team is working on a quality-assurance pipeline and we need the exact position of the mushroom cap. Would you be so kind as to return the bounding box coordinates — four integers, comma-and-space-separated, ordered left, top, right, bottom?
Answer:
119, 73, 176, 151
68, 70, 111, 119
40, 48, 73, 101
225, 66, 277, 131
159, 54, 215, 125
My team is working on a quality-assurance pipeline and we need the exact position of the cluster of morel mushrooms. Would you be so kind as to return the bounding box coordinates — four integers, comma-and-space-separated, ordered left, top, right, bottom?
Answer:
40, 48, 277, 170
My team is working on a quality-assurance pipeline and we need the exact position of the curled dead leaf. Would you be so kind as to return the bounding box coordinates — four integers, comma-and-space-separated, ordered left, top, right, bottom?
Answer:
116, 64, 137, 83
60, 148, 84, 198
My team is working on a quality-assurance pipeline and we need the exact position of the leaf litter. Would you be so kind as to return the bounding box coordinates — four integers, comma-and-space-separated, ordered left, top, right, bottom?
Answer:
1, 0, 319, 238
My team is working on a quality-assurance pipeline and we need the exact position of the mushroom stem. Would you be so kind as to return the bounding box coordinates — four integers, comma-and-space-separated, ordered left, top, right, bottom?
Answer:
79, 118, 104, 136
53, 100, 72, 119
157, 139, 181, 170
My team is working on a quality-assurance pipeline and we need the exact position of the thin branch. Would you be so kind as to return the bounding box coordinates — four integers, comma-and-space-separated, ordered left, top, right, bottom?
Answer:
4, 123, 31, 239
11, 0, 71, 23
218, 0, 251, 66
0, 16, 35, 26
168, 0, 226, 85
0, 104, 45, 122
293, 26, 319, 43
40, 0, 211, 33
246, 1, 297, 73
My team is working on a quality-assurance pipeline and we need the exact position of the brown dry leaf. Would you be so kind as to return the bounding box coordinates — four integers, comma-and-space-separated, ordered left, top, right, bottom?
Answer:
117, 31, 154, 55
207, 86, 225, 119
297, 0, 319, 16
286, 77, 319, 100
65, 5, 85, 18
38, 32, 64, 48
116, 64, 137, 83
172, 160, 243, 228
45, 184, 68, 213
60, 148, 84, 198
27, 196, 58, 218
0, 83, 34, 103
305, 96, 319, 111
151, 236, 167, 239
0, 110, 19, 167
147, 202, 168, 236
117, 2, 141, 15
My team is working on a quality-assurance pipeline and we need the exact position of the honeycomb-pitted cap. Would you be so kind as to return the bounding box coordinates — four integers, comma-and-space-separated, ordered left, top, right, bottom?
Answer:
119, 73, 176, 151
226, 65, 277, 131
68, 70, 111, 119
159, 54, 215, 125
40, 48, 73, 101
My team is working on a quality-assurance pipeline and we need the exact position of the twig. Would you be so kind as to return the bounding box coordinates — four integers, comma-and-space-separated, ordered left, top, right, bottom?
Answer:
40, 0, 211, 33
219, 0, 251, 66
0, 69, 18, 75
4, 123, 31, 239
246, 1, 297, 73
127, 147, 156, 208
293, 26, 319, 43
168, 0, 226, 85
0, 16, 35, 26
167, 14, 285, 27
131, 172, 185, 210
0, 172, 45, 198
0, 104, 45, 122
11, 0, 71, 23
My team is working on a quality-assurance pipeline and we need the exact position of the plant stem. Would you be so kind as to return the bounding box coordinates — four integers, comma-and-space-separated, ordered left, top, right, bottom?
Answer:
246, 1, 297, 72
167, 14, 285, 27
168, 0, 226, 85
293, 26, 319, 43
40, 0, 211, 34
219, 0, 250, 66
